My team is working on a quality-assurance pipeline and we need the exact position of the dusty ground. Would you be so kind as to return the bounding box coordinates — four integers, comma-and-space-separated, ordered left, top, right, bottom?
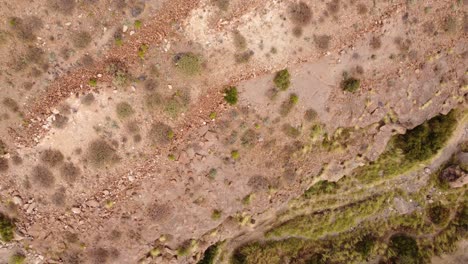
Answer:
0, 0, 467, 263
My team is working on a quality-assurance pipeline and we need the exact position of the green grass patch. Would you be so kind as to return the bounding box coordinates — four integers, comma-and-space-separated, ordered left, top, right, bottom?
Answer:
341, 76, 360, 93
198, 243, 221, 264
304, 180, 338, 198
354, 110, 458, 183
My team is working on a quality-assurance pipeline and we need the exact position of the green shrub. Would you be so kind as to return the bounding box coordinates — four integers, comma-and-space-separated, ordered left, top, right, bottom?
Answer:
304, 180, 338, 198
211, 209, 222, 220
387, 234, 420, 264
134, 20, 142, 29
198, 243, 220, 264
354, 235, 375, 257
231, 150, 240, 160
341, 77, 360, 92
9, 253, 25, 264
428, 204, 450, 226
138, 44, 149, 59
88, 78, 97, 87
0, 214, 14, 242
175, 53, 202, 75
274, 69, 291, 91
116, 102, 134, 119
224, 86, 238, 105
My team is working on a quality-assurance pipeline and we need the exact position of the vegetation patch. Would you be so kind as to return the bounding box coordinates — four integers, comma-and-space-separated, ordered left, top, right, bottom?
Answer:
174, 53, 202, 75
341, 76, 360, 93
0, 213, 14, 242
198, 243, 221, 264
354, 111, 458, 183
148, 122, 174, 145
273, 69, 291, 91
282, 124, 300, 138
387, 234, 420, 264
211, 209, 222, 220
40, 149, 64, 167
288, 2, 312, 26
224, 86, 238, 105
116, 102, 134, 119
164, 89, 191, 118
32, 165, 55, 188
314, 35, 331, 50
234, 50, 254, 63
71, 31, 92, 49
279, 93, 299, 116
428, 204, 450, 226
9, 253, 25, 264
87, 139, 119, 167
0, 158, 9, 172
304, 180, 338, 198
60, 162, 80, 184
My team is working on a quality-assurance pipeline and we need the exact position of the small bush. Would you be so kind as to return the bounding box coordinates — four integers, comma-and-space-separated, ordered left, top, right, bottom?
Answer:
164, 89, 191, 118
304, 180, 337, 198
248, 175, 270, 191
9, 16, 43, 41
198, 243, 220, 264
314, 35, 331, 50
81, 93, 95, 105
148, 122, 174, 145
116, 102, 134, 119
288, 2, 312, 26
211, 209, 222, 220
145, 92, 163, 110
279, 93, 299, 116
88, 78, 97, 87
282, 124, 300, 138
234, 50, 254, 63
0, 214, 14, 242
231, 150, 240, 160
241, 129, 258, 147
134, 20, 142, 29
224, 86, 238, 105
175, 53, 202, 75
428, 204, 450, 226
387, 234, 420, 264
60, 162, 80, 184
273, 69, 291, 91
71, 31, 92, 49
212, 0, 229, 11
355, 235, 375, 257
138, 44, 149, 59
40, 149, 64, 167
341, 77, 360, 93
32, 165, 55, 188
87, 139, 118, 167
0, 158, 9, 172
369, 36, 382, 49
0, 140, 7, 155
233, 31, 247, 50
304, 109, 318, 122
9, 253, 25, 264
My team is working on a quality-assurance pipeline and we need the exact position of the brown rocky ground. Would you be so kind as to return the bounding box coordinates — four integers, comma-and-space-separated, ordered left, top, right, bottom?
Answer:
0, 0, 466, 263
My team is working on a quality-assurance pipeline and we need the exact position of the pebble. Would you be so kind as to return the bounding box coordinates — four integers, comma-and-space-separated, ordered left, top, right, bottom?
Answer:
123, 25, 128, 33
65, 22, 72, 26
86, 200, 99, 207
128, 175, 135, 182
26, 203, 36, 214
130, 31, 135, 36
424, 167, 431, 174
71, 207, 81, 214
12, 196, 23, 205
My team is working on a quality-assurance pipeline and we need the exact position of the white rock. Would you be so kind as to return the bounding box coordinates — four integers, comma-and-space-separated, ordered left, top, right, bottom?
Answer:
130, 31, 135, 36
12, 196, 23, 205
71, 207, 81, 214
123, 25, 128, 33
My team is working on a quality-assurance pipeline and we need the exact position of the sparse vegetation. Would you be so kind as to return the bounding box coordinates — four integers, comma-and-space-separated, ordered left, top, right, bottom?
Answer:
234, 50, 254, 63
60, 162, 80, 184
314, 35, 331, 50
428, 204, 450, 226
198, 243, 221, 264
0, 158, 8, 172
387, 234, 420, 264
116, 102, 134, 119
40, 149, 64, 167
233, 31, 247, 50
273, 69, 291, 91
279, 93, 299, 116
288, 2, 312, 26
304, 180, 338, 198
148, 122, 174, 145
81, 93, 95, 105
175, 53, 202, 75
212, 0, 229, 11
282, 124, 300, 138
304, 108, 317, 122
138, 44, 149, 59
231, 150, 240, 160
87, 139, 118, 167
32, 165, 55, 188
146, 92, 163, 110
9, 253, 25, 264
0, 213, 14, 242
211, 209, 222, 220
224, 86, 238, 105
71, 31, 92, 49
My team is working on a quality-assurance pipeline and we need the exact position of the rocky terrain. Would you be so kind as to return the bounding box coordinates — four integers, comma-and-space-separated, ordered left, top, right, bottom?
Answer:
0, 0, 466, 263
